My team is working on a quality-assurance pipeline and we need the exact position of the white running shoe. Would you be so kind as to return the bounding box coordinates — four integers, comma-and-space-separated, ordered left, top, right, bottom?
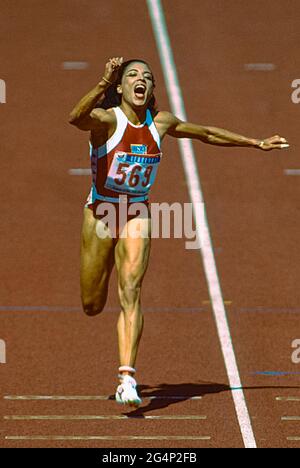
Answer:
115, 375, 142, 407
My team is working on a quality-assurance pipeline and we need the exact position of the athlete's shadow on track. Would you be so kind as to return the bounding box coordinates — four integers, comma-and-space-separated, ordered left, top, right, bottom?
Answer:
119, 382, 228, 417
118, 381, 300, 417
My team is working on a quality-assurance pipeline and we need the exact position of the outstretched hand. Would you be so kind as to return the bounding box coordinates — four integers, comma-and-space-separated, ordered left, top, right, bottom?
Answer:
258, 135, 289, 151
102, 57, 124, 84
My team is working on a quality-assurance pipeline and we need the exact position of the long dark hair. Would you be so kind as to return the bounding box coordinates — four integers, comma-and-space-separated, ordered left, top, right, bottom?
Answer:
97, 59, 158, 116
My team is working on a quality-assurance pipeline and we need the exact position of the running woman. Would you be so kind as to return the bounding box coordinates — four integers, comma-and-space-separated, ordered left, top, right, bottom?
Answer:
69, 57, 289, 407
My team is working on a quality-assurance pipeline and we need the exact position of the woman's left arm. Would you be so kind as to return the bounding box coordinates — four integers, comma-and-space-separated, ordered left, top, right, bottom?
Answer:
159, 112, 289, 151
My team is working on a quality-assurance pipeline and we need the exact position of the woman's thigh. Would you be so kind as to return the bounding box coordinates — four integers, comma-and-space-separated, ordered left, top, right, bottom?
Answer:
80, 207, 115, 314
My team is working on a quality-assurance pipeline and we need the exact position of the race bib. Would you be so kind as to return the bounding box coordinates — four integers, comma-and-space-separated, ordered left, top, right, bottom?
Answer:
104, 151, 162, 196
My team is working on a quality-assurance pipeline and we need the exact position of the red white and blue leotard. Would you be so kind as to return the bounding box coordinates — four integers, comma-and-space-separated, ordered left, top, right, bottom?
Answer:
86, 106, 162, 206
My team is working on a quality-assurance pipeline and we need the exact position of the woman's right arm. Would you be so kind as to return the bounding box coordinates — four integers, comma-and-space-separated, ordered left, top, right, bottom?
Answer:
68, 57, 123, 131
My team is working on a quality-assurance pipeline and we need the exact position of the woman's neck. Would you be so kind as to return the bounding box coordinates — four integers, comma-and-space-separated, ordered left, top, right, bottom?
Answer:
120, 101, 147, 125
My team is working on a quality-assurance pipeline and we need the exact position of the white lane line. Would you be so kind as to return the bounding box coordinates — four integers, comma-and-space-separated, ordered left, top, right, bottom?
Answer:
147, 0, 256, 449
69, 168, 91, 176
287, 437, 300, 441
244, 63, 276, 71
284, 169, 300, 176
276, 397, 300, 402
4, 395, 112, 401
62, 62, 89, 70
4, 415, 207, 420
5, 435, 211, 441
4, 395, 203, 401
281, 416, 300, 421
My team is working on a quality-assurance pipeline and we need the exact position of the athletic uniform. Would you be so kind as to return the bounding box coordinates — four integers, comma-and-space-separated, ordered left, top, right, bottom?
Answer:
86, 106, 162, 236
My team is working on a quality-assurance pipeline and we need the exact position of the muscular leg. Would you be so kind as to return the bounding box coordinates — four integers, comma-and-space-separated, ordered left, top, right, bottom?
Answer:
80, 207, 115, 316
114, 216, 151, 375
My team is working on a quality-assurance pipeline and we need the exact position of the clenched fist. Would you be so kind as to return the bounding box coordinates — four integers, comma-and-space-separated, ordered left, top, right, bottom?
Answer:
102, 57, 124, 84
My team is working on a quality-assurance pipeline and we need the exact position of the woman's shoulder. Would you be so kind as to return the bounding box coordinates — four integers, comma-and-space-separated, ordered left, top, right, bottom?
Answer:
154, 110, 176, 122
91, 106, 117, 123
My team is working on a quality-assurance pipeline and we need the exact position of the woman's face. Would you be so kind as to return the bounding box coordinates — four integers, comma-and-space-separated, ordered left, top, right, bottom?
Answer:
117, 61, 155, 109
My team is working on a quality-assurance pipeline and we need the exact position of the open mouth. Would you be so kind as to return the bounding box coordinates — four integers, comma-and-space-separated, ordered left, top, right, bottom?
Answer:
134, 83, 146, 99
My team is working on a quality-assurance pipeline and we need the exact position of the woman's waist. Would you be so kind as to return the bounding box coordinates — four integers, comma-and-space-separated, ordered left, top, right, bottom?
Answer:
89, 184, 149, 204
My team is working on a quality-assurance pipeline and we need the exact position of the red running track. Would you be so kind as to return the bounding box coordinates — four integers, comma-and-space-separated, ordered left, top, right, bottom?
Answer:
0, 0, 300, 448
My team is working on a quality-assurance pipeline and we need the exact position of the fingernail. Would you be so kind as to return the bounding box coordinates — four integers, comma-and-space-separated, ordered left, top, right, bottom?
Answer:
281, 144, 290, 148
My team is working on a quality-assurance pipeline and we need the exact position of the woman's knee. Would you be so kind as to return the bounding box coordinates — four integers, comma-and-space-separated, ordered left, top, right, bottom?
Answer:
82, 295, 107, 317
118, 277, 142, 309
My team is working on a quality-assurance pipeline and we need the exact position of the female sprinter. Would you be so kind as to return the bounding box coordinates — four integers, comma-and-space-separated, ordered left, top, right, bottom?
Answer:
69, 57, 289, 407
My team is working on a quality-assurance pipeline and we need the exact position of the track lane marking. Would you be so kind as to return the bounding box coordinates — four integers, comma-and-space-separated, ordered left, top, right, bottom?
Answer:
281, 416, 300, 421
62, 62, 89, 70
244, 63, 276, 71
284, 169, 300, 175
147, 0, 256, 449
5, 435, 211, 441
276, 397, 300, 402
0, 305, 208, 313
4, 415, 207, 420
3, 305, 300, 314
4, 395, 203, 401
69, 168, 91, 175
252, 371, 300, 376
